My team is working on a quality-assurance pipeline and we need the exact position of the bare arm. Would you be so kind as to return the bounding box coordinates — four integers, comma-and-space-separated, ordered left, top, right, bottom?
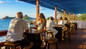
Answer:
44, 21, 46, 30
33, 22, 38, 28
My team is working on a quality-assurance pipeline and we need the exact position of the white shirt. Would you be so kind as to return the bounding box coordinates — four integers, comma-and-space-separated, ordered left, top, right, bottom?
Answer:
46, 19, 56, 30
37, 21, 45, 30
58, 20, 68, 29
46, 19, 58, 34
64, 20, 68, 24
6, 18, 29, 42
58, 20, 64, 25
58, 20, 65, 29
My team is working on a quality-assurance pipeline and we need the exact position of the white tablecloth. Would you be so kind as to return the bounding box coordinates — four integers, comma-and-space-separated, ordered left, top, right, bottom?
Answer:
72, 21, 86, 28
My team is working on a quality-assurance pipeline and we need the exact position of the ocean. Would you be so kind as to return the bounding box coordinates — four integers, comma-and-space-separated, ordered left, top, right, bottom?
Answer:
0, 19, 34, 42
0, 19, 11, 42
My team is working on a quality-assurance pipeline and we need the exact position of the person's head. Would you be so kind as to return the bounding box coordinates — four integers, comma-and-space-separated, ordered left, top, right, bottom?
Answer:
49, 17, 54, 20
59, 17, 62, 20
38, 13, 46, 21
65, 17, 68, 20
16, 12, 23, 19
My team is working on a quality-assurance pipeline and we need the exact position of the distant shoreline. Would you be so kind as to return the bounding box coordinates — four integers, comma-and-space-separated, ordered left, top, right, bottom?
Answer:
2, 16, 36, 20
2, 16, 15, 19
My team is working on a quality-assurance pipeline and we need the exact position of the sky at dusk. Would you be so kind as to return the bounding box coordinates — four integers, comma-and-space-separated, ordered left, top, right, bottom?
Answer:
0, 0, 56, 19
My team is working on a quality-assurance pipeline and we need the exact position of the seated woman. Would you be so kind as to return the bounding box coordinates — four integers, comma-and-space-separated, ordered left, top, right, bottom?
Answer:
64, 17, 68, 25
33, 13, 46, 46
33, 13, 46, 31
46, 17, 58, 37
64, 17, 70, 28
57, 17, 64, 41
58, 17, 64, 26
58, 17, 68, 27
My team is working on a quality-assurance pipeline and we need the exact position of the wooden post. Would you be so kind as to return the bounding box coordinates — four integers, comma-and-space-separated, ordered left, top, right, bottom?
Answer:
69, 12, 71, 22
55, 5, 57, 23
75, 14, 76, 21
36, 0, 39, 20
64, 9, 66, 20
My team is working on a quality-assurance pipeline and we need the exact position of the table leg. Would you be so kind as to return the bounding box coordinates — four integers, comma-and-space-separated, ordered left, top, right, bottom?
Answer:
56, 42, 58, 49
48, 44, 50, 49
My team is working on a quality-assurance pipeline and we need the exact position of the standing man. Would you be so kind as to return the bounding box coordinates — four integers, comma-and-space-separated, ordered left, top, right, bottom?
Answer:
6, 12, 33, 49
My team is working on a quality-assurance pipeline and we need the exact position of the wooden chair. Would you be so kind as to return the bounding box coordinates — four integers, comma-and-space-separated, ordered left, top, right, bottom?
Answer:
45, 39, 58, 49
4, 42, 20, 49
62, 26, 71, 41
70, 23, 76, 33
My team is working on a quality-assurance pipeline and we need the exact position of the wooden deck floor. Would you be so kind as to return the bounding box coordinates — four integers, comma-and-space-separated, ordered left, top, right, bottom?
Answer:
57, 29, 86, 49
1, 29, 86, 49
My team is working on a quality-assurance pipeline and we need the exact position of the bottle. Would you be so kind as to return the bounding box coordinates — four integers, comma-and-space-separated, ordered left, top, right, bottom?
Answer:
28, 21, 31, 33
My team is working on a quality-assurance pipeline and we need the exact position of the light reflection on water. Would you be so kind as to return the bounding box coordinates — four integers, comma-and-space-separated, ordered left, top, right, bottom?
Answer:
0, 36, 6, 42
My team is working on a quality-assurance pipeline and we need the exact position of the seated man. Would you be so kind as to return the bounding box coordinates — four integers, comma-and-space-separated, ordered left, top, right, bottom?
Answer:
46, 17, 58, 37
6, 12, 33, 49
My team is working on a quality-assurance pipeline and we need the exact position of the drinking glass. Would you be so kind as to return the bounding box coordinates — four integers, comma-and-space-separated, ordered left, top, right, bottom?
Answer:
27, 21, 31, 33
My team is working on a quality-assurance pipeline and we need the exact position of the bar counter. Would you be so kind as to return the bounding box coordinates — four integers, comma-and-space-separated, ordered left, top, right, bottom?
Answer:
53, 26, 62, 41
24, 29, 43, 49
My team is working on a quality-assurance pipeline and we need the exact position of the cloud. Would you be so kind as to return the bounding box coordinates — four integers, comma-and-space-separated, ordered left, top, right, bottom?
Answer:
0, 0, 25, 3
16, 0, 18, 2
15, 0, 25, 3
0, 1, 12, 3
40, 8, 45, 10
19, 1, 25, 3
0, 1, 4, 3
6, 1, 11, 3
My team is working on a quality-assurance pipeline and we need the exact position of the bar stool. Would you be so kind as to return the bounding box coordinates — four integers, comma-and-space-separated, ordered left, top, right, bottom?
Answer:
4, 42, 21, 49
62, 26, 71, 41
70, 23, 76, 33
46, 30, 54, 39
45, 39, 58, 49
72, 23, 76, 33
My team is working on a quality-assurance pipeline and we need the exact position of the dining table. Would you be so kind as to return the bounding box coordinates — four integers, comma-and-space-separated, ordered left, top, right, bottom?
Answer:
53, 26, 62, 41
24, 29, 43, 49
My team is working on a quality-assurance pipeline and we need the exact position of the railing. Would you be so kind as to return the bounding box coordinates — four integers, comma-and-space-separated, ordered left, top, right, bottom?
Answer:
0, 30, 7, 37
0, 30, 7, 49
0, 27, 36, 49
